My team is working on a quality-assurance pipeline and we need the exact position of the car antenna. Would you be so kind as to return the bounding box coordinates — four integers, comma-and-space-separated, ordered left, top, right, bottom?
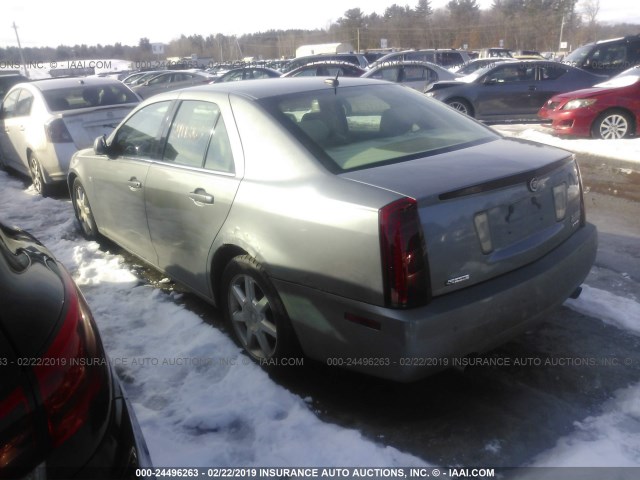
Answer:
324, 70, 340, 93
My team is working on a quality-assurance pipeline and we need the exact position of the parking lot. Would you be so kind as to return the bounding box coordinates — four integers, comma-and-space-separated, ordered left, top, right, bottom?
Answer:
1, 121, 638, 473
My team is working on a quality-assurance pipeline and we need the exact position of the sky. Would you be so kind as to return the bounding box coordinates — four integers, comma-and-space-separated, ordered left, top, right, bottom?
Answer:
2, 0, 639, 49
0, 123, 639, 468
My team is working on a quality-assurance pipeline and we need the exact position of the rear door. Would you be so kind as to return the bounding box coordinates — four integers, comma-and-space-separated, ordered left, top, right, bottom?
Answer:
144, 99, 241, 297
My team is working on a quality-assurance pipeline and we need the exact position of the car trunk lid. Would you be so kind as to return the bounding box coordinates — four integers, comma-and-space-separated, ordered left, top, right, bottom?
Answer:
58, 105, 135, 149
341, 138, 584, 298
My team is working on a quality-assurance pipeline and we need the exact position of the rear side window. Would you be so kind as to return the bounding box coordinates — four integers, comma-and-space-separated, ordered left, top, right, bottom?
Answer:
589, 43, 627, 70
162, 100, 235, 173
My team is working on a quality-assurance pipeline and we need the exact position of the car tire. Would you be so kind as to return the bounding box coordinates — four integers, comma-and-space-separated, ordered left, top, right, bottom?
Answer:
221, 255, 299, 363
591, 109, 634, 139
72, 178, 99, 240
28, 154, 52, 197
446, 98, 474, 117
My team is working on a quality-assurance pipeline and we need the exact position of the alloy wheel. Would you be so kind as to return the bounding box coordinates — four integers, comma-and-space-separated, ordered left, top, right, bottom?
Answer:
228, 273, 277, 360
597, 113, 629, 139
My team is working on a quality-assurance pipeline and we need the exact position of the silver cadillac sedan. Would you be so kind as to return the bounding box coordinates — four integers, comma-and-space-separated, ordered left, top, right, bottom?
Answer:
67, 77, 597, 381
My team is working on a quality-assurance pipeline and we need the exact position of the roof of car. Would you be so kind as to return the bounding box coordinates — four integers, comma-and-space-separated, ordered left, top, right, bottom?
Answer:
27, 76, 126, 91
159, 76, 391, 101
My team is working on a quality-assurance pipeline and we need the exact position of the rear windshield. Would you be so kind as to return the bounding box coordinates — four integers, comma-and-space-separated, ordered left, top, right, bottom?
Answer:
43, 83, 138, 112
261, 83, 497, 172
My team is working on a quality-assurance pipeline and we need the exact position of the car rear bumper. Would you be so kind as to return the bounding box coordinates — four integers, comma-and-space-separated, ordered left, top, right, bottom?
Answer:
275, 222, 598, 382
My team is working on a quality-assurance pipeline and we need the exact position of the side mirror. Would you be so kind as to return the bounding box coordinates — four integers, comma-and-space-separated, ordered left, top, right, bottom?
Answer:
93, 135, 108, 155
483, 77, 498, 85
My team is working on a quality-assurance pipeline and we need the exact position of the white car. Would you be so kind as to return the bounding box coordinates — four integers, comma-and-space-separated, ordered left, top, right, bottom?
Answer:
0, 77, 139, 195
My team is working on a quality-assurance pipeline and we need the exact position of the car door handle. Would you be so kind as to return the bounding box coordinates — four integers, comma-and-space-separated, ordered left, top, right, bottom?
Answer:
188, 188, 214, 205
127, 178, 142, 190
528, 85, 537, 91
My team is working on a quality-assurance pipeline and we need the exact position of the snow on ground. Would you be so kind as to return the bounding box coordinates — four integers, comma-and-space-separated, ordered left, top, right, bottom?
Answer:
1, 123, 639, 469
492, 123, 640, 165
0, 171, 427, 468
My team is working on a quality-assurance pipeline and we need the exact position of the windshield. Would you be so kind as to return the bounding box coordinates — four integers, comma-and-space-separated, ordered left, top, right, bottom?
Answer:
262, 83, 497, 172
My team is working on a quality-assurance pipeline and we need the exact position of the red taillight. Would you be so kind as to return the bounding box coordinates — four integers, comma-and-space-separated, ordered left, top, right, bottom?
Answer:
44, 119, 73, 143
0, 387, 38, 470
379, 197, 430, 308
33, 268, 109, 448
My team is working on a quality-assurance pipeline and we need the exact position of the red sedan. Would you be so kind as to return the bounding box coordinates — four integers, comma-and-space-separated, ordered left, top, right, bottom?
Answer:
538, 66, 640, 139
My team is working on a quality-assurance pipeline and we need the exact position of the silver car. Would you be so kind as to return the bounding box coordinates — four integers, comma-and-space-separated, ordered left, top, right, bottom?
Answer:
0, 77, 139, 195
67, 78, 597, 381
131, 70, 213, 99
362, 60, 461, 92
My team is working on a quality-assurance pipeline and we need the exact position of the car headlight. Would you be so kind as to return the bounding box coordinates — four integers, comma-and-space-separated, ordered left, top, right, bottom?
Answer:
562, 99, 597, 110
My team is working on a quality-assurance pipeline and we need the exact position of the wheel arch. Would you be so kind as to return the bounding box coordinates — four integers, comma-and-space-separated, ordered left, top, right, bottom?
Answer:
210, 244, 249, 306
445, 96, 475, 117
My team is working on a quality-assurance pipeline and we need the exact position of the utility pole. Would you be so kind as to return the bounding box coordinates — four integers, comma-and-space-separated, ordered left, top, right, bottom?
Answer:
558, 14, 565, 52
12, 21, 30, 78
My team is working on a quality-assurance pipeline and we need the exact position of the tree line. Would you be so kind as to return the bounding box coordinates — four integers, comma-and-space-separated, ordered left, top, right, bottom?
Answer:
1, 0, 638, 65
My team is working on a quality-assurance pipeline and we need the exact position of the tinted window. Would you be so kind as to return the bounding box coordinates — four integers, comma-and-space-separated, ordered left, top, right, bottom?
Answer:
43, 84, 138, 111
112, 101, 171, 158
629, 40, 640, 63
589, 43, 627, 70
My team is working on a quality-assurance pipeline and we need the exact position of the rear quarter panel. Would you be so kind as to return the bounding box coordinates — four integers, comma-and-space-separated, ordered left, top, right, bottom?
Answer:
220, 94, 400, 305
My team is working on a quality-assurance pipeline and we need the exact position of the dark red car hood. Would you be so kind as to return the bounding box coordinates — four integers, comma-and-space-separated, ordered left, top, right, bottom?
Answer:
551, 83, 636, 100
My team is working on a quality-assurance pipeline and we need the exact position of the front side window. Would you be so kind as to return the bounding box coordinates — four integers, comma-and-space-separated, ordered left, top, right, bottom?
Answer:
589, 44, 627, 69
112, 101, 171, 158
370, 67, 400, 82
486, 64, 534, 83
263, 84, 497, 172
